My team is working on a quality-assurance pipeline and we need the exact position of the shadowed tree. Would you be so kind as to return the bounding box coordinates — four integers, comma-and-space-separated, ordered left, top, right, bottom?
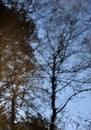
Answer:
0, 106, 9, 130
0, 1, 35, 130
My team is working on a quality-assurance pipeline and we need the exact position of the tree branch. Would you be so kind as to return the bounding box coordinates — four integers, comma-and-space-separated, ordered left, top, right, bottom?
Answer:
57, 88, 91, 114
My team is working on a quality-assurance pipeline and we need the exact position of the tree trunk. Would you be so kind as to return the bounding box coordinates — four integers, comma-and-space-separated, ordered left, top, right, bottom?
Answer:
11, 91, 16, 130
50, 57, 57, 130
50, 83, 56, 130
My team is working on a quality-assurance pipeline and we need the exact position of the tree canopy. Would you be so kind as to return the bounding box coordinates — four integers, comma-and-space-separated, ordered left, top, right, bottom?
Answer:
0, 1, 36, 130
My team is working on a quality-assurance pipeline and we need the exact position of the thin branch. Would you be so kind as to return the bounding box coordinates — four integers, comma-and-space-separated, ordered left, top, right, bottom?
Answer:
57, 88, 91, 114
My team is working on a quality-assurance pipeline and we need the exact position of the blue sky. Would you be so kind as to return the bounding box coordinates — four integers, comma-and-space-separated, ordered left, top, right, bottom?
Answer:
30, 0, 91, 129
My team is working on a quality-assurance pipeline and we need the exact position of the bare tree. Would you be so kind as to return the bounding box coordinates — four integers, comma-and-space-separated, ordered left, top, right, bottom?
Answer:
31, 1, 91, 129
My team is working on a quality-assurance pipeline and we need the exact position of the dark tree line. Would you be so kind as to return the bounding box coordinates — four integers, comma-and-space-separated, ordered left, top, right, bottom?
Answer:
0, 1, 37, 130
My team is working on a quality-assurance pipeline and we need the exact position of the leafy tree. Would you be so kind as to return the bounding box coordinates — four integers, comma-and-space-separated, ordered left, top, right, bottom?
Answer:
0, 1, 35, 130
0, 106, 9, 130
14, 114, 49, 130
